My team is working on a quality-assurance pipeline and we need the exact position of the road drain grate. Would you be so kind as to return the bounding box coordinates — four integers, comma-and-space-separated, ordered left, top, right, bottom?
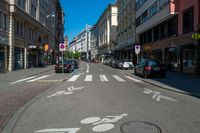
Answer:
120, 121, 162, 133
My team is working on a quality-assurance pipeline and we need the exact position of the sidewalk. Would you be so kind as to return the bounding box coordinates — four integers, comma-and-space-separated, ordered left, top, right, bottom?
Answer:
127, 71, 200, 98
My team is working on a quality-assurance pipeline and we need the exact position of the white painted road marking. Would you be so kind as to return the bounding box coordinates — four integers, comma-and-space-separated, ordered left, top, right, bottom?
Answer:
35, 128, 80, 133
100, 75, 109, 82
67, 75, 80, 82
143, 88, 177, 102
27, 75, 50, 82
47, 86, 85, 98
86, 63, 89, 73
10, 76, 37, 85
125, 76, 143, 83
85, 75, 92, 82
112, 75, 125, 82
156, 95, 177, 102
81, 114, 128, 132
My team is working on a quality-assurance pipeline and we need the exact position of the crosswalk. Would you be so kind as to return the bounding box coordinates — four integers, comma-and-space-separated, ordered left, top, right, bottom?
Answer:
10, 74, 143, 85
10, 74, 54, 85
67, 74, 126, 82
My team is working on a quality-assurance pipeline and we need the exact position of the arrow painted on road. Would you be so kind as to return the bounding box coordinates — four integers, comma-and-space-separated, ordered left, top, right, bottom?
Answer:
156, 95, 177, 102
35, 128, 80, 133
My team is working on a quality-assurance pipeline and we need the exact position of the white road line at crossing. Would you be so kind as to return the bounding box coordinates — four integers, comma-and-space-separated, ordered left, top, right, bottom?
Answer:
67, 75, 80, 82
10, 76, 37, 85
100, 75, 109, 82
112, 75, 125, 82
125, 76, 143, 83
85, 75, 92, 82
27, 75, 50, 82
86, 63, 89, 73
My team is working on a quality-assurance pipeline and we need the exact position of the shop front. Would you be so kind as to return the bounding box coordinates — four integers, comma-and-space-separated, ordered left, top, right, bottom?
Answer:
0, 34, 8, 72
14, 47, 24, 70
181, 44, 199, 74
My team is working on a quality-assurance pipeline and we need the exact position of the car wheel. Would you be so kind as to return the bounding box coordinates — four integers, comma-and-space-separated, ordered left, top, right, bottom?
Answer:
143, 71, 147, 79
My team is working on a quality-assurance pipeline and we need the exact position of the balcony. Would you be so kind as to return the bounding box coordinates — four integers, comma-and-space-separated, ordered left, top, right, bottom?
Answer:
136, 4, 178, 35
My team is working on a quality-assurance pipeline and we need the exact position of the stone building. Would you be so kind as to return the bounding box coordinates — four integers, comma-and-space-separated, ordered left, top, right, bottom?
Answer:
0, 0, 64, 71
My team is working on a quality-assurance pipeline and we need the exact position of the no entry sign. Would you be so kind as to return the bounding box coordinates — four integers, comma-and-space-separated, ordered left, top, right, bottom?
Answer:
135, 45, 140, 55
59, 43, 65, 52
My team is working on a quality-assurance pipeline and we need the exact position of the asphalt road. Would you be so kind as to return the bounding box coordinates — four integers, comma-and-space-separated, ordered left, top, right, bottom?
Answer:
8, 62, 200, 133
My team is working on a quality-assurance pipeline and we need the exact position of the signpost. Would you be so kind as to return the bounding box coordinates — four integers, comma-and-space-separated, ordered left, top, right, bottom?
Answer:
59, 43, 65, 73
135, 45, 140, 64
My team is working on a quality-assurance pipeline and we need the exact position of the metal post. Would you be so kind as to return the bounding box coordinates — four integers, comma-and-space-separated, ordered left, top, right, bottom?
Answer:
137, 54, 139, 64
62, 51, 64, 73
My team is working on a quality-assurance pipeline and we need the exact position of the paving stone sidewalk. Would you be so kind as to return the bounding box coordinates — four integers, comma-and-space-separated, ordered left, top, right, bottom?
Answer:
127, 71, 200, 97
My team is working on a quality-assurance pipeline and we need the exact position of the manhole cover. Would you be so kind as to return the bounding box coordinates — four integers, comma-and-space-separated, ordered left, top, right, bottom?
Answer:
120, 121, 162, 133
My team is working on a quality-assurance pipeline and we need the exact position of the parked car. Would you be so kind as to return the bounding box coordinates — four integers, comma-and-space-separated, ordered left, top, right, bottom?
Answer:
67, 59, 79, 69
111, 59, 119, 68
119, 60, 134, 69
55, 60, 74, 73
134, 59, 166, 78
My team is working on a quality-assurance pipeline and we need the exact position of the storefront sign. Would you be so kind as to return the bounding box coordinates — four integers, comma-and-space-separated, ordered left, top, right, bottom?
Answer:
44, 44, 49, 52
192, 33, 200, 40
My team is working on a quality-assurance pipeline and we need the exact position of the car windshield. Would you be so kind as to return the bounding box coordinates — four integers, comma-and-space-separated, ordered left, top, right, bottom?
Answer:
148, 60, 160, 66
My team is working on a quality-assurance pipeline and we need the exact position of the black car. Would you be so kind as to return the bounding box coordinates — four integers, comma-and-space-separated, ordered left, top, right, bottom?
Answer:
134, 59, 166, 78
67, 59, 79, 69
55, 60, 74, 73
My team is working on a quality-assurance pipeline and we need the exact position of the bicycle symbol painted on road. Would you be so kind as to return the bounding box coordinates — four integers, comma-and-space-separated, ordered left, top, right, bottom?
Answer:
80, 113, 128, 132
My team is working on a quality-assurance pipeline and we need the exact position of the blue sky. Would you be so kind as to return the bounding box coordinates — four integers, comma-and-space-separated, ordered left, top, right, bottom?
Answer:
60, 0, 116, 42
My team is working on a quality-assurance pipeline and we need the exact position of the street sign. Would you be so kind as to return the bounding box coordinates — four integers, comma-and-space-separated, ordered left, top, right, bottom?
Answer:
135, 45, 140, 55
59, 43, 65, 52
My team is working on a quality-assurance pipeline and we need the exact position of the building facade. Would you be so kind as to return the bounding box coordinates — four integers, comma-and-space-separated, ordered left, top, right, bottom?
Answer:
97, 4, 118, 62
115, 0, 136, 62
69, 25, 92, 60
136, 0, 200, 75
0, 0, 64, 72
90, 24, 99, 60
0, 0, 9, 72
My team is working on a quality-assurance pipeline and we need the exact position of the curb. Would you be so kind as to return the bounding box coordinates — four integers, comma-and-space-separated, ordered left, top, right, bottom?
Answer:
126, 73, 200, 98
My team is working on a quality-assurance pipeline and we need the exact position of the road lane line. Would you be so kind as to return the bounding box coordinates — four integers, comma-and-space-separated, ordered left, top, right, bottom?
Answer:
125, 76, 143, 83
10, 76, 37, 85
67, 75, 80, 82
85, 75, 92, 82
100, 75, 109, 82
112, 75, 125, 82
86, 63, 89, 73
27, 75, 50, 82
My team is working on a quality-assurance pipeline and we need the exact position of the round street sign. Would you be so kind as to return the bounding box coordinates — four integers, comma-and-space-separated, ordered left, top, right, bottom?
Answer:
59, 43, 65, 51
135, 45, 140, 55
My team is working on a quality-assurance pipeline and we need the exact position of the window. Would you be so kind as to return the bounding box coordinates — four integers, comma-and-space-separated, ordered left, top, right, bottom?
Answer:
159, 0, 169, 9
141, 10, 148, 23
161, 23, 168, 38
183, 6, 194, 34
168, 18, 178, 36
31, 4, 36, 18
182, 46, 198, 67
3, 14, 7, 30
16, 21, 19, 35
153, 27, 159, 41
149, 2, 157, 17
18, 0, 26, 10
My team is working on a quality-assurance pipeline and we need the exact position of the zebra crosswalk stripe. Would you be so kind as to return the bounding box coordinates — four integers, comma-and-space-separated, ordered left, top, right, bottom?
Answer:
112, 75, 125, 82
27, 75, 50, 82
85, 75, 92, 82
67, 75, 80, 82
100, 75, 109, 82
10, 76, 37, 85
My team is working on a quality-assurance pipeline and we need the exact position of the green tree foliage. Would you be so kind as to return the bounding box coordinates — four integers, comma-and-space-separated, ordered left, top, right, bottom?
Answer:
64, 51, 81, 59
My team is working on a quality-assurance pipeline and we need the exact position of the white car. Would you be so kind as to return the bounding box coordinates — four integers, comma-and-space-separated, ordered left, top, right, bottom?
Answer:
119, 61, 134, 69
